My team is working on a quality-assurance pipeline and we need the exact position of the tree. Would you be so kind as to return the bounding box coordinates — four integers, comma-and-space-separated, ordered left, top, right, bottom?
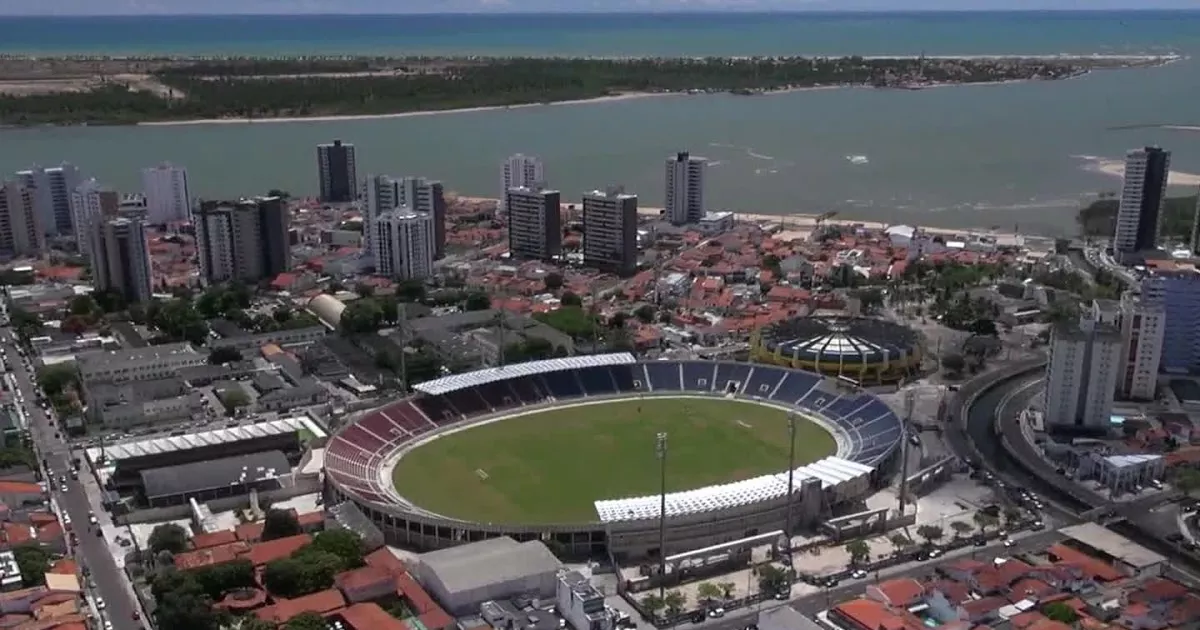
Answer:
634, 305, 655, 324
396, 279, 426, 303
192, 558, 255, 599
12, 544, 50, 586
262, 551, 342, 598
208, 346, 243, 365
354, 282, 375, 298
717, 581, 735, 599
287, 612, 329, 630
261, 508, 301, 541
149, 523, 190, 554
1174, 468, 1200, 496
1042, 602, 1079, 624
844, 539, 870, 566
378, 296, 400, 324
340, 299, 384, 335
756, 564, 789, 594
219, 388, 250, 415
560, 291, 583, 308
152, 570, 219, 630
68, 295, 100, 318
10, 307, 42, 339
310, 529, 365, 567
973, 511, 1000, 532
949, 521, 974, 538
940, 353, 966, 375
543, 273, 564, 292
663, 591, 687, 617
1003, 506, 1024, 526
36, 364, 78, 398
464, 291, 491, 311
890, 534, 913, 554
696, 582, 722, 603
60, 315, 90, 335
916, 525, 944, 545
641, 594, 665, 616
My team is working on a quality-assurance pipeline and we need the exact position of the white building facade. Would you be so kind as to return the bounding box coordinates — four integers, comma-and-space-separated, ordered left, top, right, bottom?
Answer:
88, 216, 154, 305
16, 162, 81, 236
372, 209, 435, 281
70, 179, 117, 256
0, 181, 45, 260
1044, 301, 1123, 430
501, 154, 544, 215
141, 163, 192, 224
1118, 291, 1165, 400
664, 151, 706, 225
397, 176, 446, 259
1113, 147, 1170, 263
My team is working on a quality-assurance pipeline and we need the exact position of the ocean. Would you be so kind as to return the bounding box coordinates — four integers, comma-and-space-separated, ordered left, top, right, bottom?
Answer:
2, 11, 1200, 235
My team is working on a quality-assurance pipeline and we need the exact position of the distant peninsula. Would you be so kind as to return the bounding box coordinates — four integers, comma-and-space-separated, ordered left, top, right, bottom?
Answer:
0, 54, 1175, 126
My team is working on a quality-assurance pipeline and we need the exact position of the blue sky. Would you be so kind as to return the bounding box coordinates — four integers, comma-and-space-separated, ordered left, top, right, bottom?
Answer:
1, 0, 1197, 15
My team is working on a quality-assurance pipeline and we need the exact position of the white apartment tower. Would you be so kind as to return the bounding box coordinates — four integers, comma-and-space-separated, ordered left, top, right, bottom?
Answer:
195, 198, 290, 286
363, 175, 400, 258
501, 154, 544, 215
396, 177, 446, 259
582, 187, 639, 276
1112, 147, 1170, 263
1118, 291, 1164, 401
141, 163, 192, 224
506, 187, 561, 261
70, 179, 119, 256
0, 181, 45, 260
88, 216, 154, 305
372, 209, 435, 281
16, 162, 81, 236
664, 151, 706, 225
1044, 300, 1123, 430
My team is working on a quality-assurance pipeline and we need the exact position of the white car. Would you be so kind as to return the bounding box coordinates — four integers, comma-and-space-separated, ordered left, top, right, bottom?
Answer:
850, 569, 868, 579
89, 515, 99, 525
95, 598, 105, 610
103, 621, 113, 630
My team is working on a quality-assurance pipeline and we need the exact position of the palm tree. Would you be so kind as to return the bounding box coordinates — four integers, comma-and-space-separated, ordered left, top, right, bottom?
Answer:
973, 512, 1000, 533
664, 591, 687, 618
696, 582, 722, 604
845, 539, 871, 566
718, 581, 736, 599
641, 594, 665, 618
889, 534, 913, 556
916, 524, 944, 546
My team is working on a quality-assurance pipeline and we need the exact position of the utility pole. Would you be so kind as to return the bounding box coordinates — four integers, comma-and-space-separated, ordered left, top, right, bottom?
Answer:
783, 411, 797, 565
398, 302, 408, 393
496, 310, 507, 367
898, 389, 915, 513
656, 432, 669, 599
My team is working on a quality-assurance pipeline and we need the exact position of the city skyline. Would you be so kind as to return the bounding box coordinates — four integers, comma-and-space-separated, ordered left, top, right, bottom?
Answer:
1, 1, 1197, 15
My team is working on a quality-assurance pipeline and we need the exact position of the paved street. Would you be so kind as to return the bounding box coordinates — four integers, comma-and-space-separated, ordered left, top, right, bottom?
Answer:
1, 329, 145, 630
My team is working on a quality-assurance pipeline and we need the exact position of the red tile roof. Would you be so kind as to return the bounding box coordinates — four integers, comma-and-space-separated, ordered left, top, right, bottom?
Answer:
173, 541, 250, 570
0, 481, 43, 494
876, 578, 924, 607
336, 566, 392, 591
338, 602, 411, 630
191, 530, 238, 550
365, 548, 407, 575
255, 589, 346, 623
245, 534, 311, 567
1047, 544, 1123, 582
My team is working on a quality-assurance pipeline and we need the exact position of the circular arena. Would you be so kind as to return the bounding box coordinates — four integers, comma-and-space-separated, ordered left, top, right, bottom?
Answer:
751, 315, 922, 385
322, 354, 904, 561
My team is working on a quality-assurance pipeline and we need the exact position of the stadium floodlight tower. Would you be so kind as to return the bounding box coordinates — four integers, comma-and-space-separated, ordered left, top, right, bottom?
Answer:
656, 431, 668, 598
783, 410, 799, 565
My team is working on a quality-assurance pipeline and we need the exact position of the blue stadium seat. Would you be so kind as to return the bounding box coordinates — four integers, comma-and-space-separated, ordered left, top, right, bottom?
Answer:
476, 381, 520, 411
644, 362, 683, 391
413, 395, 461, 424
681, 361, 716, 392
444, 388, 490, 417
610, 365, 641, 393
577, 366, 618, 395
541, 370, 584, 399
770, 371, 819, 403
713, 363, 753, 395
743, 366, 784, 398
823, 395, 867, 420
507, 376, 546, 404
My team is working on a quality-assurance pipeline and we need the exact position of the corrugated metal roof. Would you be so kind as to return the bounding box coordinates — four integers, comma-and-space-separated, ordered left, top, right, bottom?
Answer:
593, 456, 873, 523
1103, 453, 1162, 468
90, 418, 307, 462
414, 353, 637, 395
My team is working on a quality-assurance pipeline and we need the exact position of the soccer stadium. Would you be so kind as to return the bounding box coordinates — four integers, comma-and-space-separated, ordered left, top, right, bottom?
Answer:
323, 354, 905, 561
750, 316, 923, 385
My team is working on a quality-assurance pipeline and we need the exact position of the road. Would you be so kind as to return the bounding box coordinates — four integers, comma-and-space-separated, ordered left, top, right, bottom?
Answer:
1, 328, 145, 629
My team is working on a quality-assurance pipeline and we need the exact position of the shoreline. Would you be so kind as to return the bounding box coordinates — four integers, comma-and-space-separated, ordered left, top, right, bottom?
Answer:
453, 196, 1027, 242
1073, 154, 1200, 188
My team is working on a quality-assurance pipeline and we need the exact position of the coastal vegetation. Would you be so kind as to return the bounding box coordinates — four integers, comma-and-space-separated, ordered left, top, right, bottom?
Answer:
1077, 193, 1199, 241
0, 55, 1145, 126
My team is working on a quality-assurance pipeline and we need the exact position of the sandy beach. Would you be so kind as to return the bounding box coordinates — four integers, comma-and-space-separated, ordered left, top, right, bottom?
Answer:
1074, 154, 1200, 188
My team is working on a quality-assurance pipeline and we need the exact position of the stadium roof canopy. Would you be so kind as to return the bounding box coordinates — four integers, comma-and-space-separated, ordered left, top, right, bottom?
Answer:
593, 456, 873, 524
89, 417, 307, 463
140, 450, 291, 500
413, 353, 637, 396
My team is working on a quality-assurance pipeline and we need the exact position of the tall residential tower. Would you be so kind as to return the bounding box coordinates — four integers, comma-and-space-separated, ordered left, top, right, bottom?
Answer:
664, 151, 706, 225
16, 162, 81, 236
142, 162, 191, 224
317, 139, 357, 203
506, 187, 561, 261
373, 209, 435, 281
88, 216, 154, 305
1043, 300, 1123, 429
195, 197, 291, 285
582, 187, 638, 276
1112, 146, 1170, 263
0, 181, 44, 260
501, 154, 544, 215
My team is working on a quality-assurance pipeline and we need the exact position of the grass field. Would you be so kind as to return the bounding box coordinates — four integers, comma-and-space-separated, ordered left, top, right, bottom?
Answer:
391, 398, 836, 524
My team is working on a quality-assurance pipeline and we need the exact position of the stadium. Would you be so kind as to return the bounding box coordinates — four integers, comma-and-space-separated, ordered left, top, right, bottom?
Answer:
750, 316, 923, 385
323, 354, 905, 561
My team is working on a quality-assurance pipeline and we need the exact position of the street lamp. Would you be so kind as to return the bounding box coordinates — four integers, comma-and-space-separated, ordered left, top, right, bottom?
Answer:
656, 432, 668, 599
783, 411, 797, 564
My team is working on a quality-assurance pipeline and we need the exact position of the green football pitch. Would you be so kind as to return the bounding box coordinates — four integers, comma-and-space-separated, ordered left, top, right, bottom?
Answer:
391, 397, 837, 524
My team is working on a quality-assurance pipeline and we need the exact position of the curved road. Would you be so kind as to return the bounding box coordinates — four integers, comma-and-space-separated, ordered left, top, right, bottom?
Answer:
1, 330, 144, 630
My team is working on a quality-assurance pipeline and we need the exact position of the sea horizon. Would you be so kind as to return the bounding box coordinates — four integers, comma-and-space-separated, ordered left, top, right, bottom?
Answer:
2, 10, 1199, 237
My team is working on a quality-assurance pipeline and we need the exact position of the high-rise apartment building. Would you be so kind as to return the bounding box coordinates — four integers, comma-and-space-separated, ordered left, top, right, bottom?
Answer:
1117, 291, 1164, 401
195, 197, 291, 285
397, 177, 446, 260
317, 139, 357, 203
500, 154, 544, 216
1113, 147, 1170, 263
16, 162, 81, 235
1044, 300, 1123, 429
582, 187, 638, 276
141, 162, 192, 224
664, 151, 706, 225
372, 209, 435, 281
363, 174, 399, 256
70, 179, 119, 256
1141, 268, 1200, 374
88, 216, 154, 305
0, 181, 45, 260
506, 187, 561, 261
